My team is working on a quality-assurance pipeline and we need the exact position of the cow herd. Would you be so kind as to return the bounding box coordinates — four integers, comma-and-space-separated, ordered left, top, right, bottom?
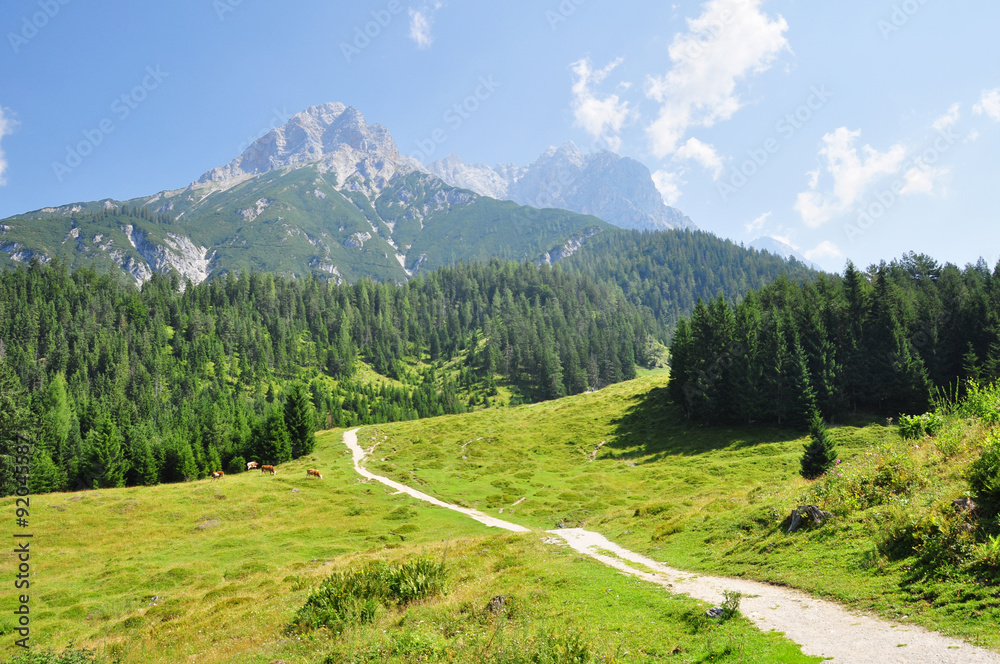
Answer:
205, 462, 322, 481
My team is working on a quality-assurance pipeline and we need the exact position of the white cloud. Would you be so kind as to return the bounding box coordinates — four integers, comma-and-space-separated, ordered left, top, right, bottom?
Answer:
570, 57, 631, 151
973, 88, 1000, 121
409, 2, 443, 50
674, 137, 724, 179
645, 0, 790, 157
0, 107, 15, 186
932, 103, 960, 131
745, 211, 772, 234
794, 128, 907, 228
900, 164, 948, 197
652, 169, 683, 205
967, 129, 981, 143
804, 240, 843, 261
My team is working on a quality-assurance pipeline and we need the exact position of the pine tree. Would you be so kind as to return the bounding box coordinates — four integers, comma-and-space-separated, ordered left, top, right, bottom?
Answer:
800, 412, 837, 479
258, 408, 292, 464
84, 416, 128, 488
284, 383, 316, 458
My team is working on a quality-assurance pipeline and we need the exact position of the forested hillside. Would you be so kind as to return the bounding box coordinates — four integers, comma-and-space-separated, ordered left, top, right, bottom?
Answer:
561, 229, 817, 336
669, 253, 1000, 425
0, 259, 652, 495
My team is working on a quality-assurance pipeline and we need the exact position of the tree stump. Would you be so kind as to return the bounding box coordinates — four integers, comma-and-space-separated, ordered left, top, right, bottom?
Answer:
786, 505, 833, 533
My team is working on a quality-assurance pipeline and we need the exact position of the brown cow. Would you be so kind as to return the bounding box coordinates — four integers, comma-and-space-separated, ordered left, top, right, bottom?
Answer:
261, 465, 276, 475
246, 461, 259, 471
211, 471, 224, 480
307, 468, 323, 479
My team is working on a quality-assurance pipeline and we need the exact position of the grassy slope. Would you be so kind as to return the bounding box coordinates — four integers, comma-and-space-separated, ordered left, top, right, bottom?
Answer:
363, 374, 1000, 652
1, 423, 819, 664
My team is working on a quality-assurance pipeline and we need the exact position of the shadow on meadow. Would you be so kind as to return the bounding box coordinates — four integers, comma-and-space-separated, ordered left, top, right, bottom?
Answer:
609, 385, 807, 461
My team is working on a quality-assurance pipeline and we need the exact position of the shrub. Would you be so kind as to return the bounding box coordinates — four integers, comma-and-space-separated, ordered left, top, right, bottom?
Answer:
898, 412, 944, 440
292, 556, 447, 633
6, 649, 102, 664
721, 590, 743, 621
968, 431, 1000, 517
959, 380, 1000, 424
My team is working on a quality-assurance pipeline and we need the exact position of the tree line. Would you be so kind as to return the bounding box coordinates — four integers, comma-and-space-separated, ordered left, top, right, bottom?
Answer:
669, 253, 1000, 426
0, 258, 654, 495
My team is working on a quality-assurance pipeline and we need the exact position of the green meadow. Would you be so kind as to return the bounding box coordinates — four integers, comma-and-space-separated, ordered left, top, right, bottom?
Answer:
365, 374, 1000, 652
1, 411, 820, 663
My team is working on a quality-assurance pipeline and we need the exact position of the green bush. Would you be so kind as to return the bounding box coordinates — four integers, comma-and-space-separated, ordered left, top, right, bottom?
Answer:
959, 381, 1000, 424
5, 649, 102, 664
292, 556, 447, 633
898, 412, 944, 440
968, 431, 1000, 516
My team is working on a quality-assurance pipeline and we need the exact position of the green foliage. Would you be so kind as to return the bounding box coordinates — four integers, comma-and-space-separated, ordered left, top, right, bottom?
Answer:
284, 382, 316, 458
800, 412, 837, 480
721, 590, 743, 621
4, 648, 102, 664
968, 430, 1000, 517
83, 416, 127, 489
670, 254, 1000, 425
292, 556, 447, 633
897, 412, 944, 440
958, 380, 1000, 424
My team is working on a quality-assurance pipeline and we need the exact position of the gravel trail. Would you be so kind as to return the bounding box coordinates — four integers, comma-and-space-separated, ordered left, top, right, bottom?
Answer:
342, 428, 1000, 663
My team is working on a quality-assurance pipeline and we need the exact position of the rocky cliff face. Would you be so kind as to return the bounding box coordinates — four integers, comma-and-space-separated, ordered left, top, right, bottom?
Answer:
198, 103, 421, 197
426, 142, 695, 231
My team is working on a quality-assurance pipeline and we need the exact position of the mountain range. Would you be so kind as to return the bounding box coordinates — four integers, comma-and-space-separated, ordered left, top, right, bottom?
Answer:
0, 102, 803, 288
425, 143, 695, 232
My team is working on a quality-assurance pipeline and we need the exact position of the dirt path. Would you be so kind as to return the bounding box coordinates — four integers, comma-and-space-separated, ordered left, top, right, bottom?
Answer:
342, 428, 1000, 663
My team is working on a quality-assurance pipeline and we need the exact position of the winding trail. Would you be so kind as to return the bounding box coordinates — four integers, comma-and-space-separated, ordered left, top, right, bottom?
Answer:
343, 428, 1000, 664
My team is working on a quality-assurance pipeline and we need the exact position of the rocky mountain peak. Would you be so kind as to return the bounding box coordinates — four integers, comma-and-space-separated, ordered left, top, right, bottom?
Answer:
197, 102, 418, 196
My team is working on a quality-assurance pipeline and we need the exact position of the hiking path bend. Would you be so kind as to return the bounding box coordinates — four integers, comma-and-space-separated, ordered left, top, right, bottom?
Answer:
342, 427, 1000, 664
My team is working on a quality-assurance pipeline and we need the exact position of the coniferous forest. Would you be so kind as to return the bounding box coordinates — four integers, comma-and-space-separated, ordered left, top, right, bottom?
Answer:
0, 258, 654, 496
669, 253, 1000, 426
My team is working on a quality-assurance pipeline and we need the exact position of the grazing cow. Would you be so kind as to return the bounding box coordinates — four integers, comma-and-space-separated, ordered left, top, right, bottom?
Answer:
247, 461, 259, 471
261, 465, 276, 475
211, 471, 224, 480
307, 468, 323, 479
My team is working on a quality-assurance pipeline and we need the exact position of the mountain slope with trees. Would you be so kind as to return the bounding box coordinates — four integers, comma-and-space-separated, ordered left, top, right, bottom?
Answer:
668, 253, 1000, 424
0, 258, 653, 495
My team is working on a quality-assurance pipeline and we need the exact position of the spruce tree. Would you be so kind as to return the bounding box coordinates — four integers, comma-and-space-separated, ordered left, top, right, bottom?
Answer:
84, 416, 128, 488
284, 383, 316, 458
800, 412, 837, 479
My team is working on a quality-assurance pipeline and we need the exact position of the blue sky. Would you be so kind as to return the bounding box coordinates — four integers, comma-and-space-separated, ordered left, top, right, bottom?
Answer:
1, 0, 998, 272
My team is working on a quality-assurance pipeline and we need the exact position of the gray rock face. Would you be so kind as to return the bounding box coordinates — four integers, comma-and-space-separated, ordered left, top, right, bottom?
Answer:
426, 142, 696, 231
198, 103, 421, 197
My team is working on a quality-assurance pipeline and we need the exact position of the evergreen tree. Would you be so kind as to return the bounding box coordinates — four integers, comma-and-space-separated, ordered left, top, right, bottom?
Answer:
284, 383, 316, 458
800, 412, 838, 479
257, 408, 292, 465
83, 416, 128, 489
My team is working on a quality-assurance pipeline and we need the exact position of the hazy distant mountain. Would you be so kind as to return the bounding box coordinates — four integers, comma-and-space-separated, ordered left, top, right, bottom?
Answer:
1, 104, 608, 285
426, 142, 696, 232
750, 236, 822, 271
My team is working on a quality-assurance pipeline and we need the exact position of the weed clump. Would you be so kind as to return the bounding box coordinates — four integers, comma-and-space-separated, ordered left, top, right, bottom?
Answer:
292, 556, 447, 633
